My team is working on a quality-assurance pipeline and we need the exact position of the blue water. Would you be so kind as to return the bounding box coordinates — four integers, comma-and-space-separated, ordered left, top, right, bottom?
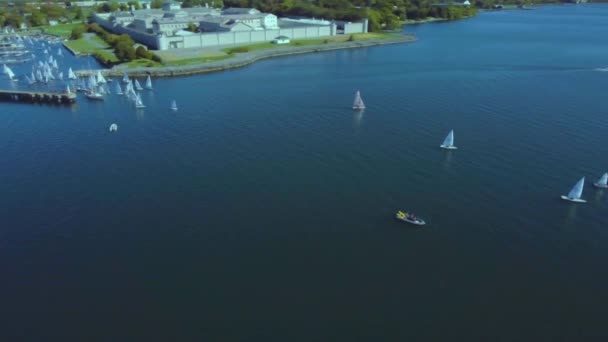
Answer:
2, 5, 608, 340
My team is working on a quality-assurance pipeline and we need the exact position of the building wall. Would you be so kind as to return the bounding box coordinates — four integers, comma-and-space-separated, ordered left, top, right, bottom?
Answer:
93, 14, 161, 49
94, 13, 366, 51
344, 19, 368, 34
159, 24, 341, 50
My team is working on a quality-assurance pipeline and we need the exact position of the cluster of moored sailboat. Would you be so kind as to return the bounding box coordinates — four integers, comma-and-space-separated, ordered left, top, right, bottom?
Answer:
352, 90, 606, 226
1, 34, 180, 111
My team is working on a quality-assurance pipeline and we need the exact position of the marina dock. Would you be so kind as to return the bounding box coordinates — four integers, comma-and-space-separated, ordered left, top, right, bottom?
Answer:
0, 89, 76, 105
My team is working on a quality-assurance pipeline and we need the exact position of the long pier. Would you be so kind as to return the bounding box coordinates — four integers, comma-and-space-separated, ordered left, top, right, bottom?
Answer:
0, 89, 76, 105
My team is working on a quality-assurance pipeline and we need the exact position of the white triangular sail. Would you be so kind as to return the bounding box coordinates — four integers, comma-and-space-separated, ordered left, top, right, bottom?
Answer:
134, 79, 143, 90
68, 67, 76, 80
66, 85, 71, 94
595, 173, 608, 187
116, 82, 123, 95
2, 64, 7, 74
567, 177, 585, 200
109, 123, 118, 132
145, 75, 152, 89
96, 70, 106, 84
442, 130, 455, 148
122, 72, 129, 84
352, 90, 365, 110
135, 93, 145, 108
170, 100, 177, 111
6, 66, 15, 80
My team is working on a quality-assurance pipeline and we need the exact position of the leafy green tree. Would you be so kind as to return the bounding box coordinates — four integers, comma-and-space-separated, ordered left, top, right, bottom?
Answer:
74, 7, 83, 20
127, 1, 142, 9
186, 22, 198, 32
70, 25, 85, 39
151, 0, 164, 8
5, 13, 22, 28
115, 41, 136, 61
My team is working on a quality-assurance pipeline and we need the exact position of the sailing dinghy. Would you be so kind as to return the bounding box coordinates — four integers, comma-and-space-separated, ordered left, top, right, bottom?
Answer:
561, 177, 586, 203
440, 130, 457, 150
593, 173, 608, 188
352, 90, 365, 110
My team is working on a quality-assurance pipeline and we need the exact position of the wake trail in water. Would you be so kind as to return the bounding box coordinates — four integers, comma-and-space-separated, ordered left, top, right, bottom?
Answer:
594, 67, 608, 72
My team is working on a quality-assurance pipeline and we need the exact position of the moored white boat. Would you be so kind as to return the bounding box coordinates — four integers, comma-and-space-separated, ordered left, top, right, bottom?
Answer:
134, 93, 145, 108
145, 75, 152, 90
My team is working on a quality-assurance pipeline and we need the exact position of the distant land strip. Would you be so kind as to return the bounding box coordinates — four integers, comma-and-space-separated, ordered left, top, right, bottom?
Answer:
76, 34, 416, 78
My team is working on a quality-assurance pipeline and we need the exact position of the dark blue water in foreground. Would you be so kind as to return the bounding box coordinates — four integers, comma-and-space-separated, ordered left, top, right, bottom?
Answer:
2, 5, 608, 340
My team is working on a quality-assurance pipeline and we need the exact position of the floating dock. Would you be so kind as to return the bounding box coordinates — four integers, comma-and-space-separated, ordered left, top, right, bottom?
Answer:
0, 89, 76, 105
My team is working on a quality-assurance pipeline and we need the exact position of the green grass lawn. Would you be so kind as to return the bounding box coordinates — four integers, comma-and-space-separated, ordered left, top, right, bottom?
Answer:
95, 49, 119, 63
42, 23, 84, 38
162, 54, 234, 66
221, 33, 399, 54
124, 58, 164, 68
64, 35, 118, 63
64, 35, 110, 54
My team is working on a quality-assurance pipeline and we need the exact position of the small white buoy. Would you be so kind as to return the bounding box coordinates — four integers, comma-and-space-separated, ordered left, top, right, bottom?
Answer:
109, 123, 118, 132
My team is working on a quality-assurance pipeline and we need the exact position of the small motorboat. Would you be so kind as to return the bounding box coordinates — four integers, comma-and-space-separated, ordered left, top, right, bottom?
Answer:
395, 211, 426, 226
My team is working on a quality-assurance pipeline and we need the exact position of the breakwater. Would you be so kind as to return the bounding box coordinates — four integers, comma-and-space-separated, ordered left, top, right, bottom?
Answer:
76, 34, 416, 78
0, 89, 76, 105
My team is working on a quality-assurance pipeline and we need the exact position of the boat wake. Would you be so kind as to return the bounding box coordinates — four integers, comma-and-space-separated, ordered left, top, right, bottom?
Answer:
594, 67, 608, 72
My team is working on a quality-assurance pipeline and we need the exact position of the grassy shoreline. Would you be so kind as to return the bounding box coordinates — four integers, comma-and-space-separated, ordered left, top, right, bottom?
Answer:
151, 32, 401, 69
76, 33, 415, 78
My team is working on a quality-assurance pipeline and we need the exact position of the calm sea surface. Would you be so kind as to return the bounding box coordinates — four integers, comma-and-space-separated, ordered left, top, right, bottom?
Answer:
2, 5, 608, 340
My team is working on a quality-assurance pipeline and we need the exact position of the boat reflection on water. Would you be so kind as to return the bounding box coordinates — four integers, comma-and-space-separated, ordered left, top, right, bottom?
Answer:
353, 109, 363, 129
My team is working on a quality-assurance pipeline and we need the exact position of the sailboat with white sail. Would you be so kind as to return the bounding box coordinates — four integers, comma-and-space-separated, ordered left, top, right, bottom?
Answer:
134, 79, 143, 91
593, 172, 608, 188
85, 74, 104, 100
96, 70, 106, 84
561, 177, 586, 203
116, 82, 123, 95
68, 67, 76, 80
5, 66, 16, 81
352, 90, 365, 110
440, 130, 457, 150
170, 100, 177, 111
145, 75, 152, 90
122, 72, 130, 84
134, 92, 145, 108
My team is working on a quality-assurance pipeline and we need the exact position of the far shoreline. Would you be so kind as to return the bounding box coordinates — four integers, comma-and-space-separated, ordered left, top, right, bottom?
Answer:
76, 34, 416, 78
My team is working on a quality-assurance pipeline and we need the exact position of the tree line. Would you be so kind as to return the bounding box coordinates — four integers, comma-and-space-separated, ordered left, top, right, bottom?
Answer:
72, 23, 161, 64
0, 3, 84, 28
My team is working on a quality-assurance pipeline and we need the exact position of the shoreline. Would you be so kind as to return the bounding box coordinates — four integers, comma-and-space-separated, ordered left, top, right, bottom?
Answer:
75, 34, 416, 78
402, 17, 448, 25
